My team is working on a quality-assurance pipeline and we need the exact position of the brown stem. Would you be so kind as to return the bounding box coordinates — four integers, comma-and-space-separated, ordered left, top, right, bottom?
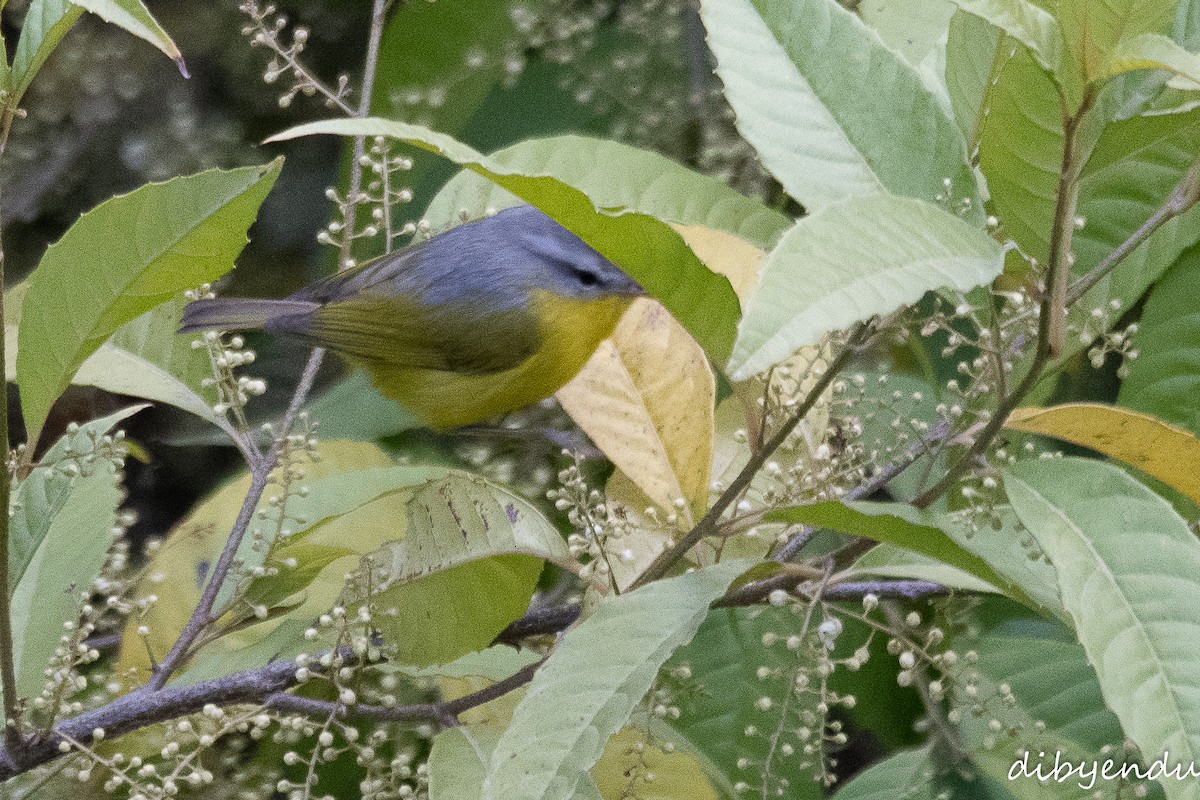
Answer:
0, 100, 23, 749
913, 91, 1095, 509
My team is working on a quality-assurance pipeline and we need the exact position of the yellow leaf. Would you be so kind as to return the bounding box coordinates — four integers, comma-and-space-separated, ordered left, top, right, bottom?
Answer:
559, 298, 715, 523
1005, 403, 1200, 504
673, 224, 766, 301
592, 728, 718, 800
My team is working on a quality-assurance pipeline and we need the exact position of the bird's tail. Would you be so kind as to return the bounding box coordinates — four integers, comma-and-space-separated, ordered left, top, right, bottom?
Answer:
178, 298, 320, 333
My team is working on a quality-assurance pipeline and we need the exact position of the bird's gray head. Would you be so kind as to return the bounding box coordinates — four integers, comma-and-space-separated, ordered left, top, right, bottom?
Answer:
494, 205, 645, 301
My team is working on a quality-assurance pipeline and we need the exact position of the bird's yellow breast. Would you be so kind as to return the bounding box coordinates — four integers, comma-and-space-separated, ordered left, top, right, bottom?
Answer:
365, 289, 633, 429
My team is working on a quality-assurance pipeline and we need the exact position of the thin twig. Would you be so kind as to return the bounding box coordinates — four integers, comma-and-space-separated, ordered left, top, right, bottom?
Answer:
629, 324, 872, 590
144, 0, 390, 691
1066, 160, 1200, 306
266, 657, 546, 724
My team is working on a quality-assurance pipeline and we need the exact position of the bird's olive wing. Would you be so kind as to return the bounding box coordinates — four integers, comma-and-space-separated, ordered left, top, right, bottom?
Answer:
301, 294, 541, 375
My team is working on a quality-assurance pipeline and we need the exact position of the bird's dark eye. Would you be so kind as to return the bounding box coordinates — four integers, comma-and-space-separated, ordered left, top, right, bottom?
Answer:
575, 269, 600, 287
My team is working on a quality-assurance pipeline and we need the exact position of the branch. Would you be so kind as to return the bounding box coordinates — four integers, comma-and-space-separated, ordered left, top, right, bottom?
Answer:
913, 91, 1095, 509
629, 324, 872, 589
145, 0, 391, 692
1066, 159, 1200, 306
266, 657, 546, 724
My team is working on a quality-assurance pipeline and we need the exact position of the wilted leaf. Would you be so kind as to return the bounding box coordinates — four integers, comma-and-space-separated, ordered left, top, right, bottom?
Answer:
558, 299, 714, 523
1006, 403, 1200, 505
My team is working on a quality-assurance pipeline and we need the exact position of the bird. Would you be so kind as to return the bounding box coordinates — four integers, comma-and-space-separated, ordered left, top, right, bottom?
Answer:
180, 204, 645, 429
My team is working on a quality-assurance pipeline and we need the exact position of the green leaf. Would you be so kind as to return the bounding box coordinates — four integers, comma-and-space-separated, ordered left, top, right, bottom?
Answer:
976, 41, 1063, 267
241, 543, 355, 613
482, 560, 754, 800
945, 9, 1003, 148
431, 727, 604, 800
847, 543, 1002, 594
728, 195, 1003, 379
217, 463, 446, 609
1104, 32, 1200, 88
958, 613, 1164, 799
267, 119, 740, 364
72, 298, 237, 437
16, 160, 283, 447
8, 406, 139, 697
662, 607, 826, 800
859, 0, 957, 67
769, 501, 1022, 602
11, 0, 84, 100
306, 369, 423, 440
423, 135, 792, 251
1072, 105, 1200, 322
1006, 457, 1200, 799
951, 0, 1061, 72
0, 27, 11, 94
69, 0, 186, 76
699, 0, 982, 220
832, 748, 936, 799
369, 473, 571, 667
1117, 243, 1200, 434
371, 0, 549, 134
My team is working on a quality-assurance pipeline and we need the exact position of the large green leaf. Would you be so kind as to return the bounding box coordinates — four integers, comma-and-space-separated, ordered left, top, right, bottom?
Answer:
1117, 243, 1200, 433
662, 607, 826, 800
72, 298, 237, 437
11, 0, 84, 100
431, 727, 604, 800
219, 464, 447, 610
16, 160, 283, 448
976, 41, 1063, 267
728, 195, 1003, 379
859, 0, 956, 67
305, 369, 422, 440
422, 135, 792, 250
770, 501, 1024, 603
482, 560, 753, 800
832, 748, 937, 799
945, 10, 1003, 149
1104, 32, 1200, 87
369, 473, 571, 667
268, 119, 740, 364
1057, 0, 1177, 104
1006, 458, 1200, 800
699, 0, 982, 221
5, 290, 225, 434
958, 612, 1164, 800
8, 406, 139, 698
371, 0, 550, 135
